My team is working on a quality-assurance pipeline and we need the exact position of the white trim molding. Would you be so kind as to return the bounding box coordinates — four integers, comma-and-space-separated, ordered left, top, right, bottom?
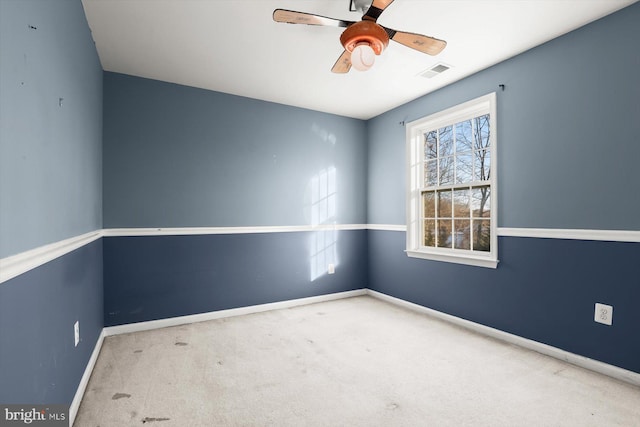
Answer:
405, 249, 499, 268
2, 225, 637, 283
103, 289, 366, 336
102, 224, 368, 237
498, 227, 640, 243
367, 224, 640, 243
367, 224, 407, 232
69, 329, 105, 427
0, 226, 370, 282
367, 289, 640, 388
0, 231, 103, 284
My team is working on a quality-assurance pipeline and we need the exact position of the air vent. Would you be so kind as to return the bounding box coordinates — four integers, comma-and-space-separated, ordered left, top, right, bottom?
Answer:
419, 63, 451, 79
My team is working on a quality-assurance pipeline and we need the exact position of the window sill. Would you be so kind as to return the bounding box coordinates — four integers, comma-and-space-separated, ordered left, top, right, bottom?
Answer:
405, 249, 499, 269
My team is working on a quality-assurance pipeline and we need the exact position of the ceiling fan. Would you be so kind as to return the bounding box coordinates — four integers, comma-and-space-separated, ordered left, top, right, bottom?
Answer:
273, 0, 446, 73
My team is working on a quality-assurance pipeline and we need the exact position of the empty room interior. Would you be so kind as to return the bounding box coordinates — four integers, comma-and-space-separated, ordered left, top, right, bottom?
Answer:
1, 0, 639, 425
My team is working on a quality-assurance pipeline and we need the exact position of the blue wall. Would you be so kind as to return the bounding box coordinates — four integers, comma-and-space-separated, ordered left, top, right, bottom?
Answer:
0, 241, 103, 404
104, 231, 367, 326
102, 73, 369, 326
0, 0, 104, 407
366, 3, 640, 373
0, 0, 103, 258
2, 0, 639, 410
103, 72, 367, 228
368, 2, 640, 230
369, 232, 640, 373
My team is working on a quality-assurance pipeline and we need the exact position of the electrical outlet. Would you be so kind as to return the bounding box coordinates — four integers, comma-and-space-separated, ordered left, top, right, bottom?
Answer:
328, 263, 335, 274
74, 321, 80, 346
594, 303, 613, 326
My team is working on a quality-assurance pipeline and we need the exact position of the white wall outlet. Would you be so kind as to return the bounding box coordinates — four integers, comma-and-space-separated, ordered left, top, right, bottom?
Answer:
328, 263, 335, 274
74, 321, 80, 346
594, 303, 613, 326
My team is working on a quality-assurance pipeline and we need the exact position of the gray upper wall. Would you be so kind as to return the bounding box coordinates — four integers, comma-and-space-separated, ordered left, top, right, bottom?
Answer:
103, 73, 367, 228
367, 3, 640, 230
3, 1, 638, 256
0, 0, 103, 258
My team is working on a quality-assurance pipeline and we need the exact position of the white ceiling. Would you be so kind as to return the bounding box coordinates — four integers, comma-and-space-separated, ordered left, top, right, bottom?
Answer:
81, 0, 636, 120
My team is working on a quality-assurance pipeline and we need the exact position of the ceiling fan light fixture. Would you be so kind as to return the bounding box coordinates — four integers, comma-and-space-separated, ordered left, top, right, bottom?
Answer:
340, 20, 389, 55
339, 20, 389, 72
350, 43, 376, 71
273, 1, 447, 74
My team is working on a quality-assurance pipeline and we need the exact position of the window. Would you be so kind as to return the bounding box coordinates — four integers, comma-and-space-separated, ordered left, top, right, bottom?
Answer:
406, 93, 498, 268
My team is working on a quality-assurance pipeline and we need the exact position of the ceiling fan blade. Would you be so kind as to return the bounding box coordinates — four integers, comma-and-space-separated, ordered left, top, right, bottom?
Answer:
385, 28, 447, 55
331, 50, 352, 73
362, 0, 395, 22
273, 9, 354, 28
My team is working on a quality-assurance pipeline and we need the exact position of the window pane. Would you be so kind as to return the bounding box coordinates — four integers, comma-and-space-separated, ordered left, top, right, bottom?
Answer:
455, 153, 473, 184
423, 192, 435, 218
425, 160, 437, 186
473, 219, 491, 252
437, 190, 452, 217
424, 131, 437, 159
423, 220, 436, 247
408, 94, 496, 264
454, 219, 471, 249
437, 220, 452, 248
455, 120, 473, 153
439, 126, 453, 156
439, 156, 454, 185
474, 114, 490, 150
474, 149, 491, 181
453, 189, 470, 218
471, 187, 491, 217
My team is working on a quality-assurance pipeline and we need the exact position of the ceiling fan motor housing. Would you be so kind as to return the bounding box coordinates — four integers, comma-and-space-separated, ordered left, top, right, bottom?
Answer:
340, 21, 389, 55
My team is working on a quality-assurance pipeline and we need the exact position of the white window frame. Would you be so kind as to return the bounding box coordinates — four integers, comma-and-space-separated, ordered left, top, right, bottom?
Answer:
406, 92, 498, 268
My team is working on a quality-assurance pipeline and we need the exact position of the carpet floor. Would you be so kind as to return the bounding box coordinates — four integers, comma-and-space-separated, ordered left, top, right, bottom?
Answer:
74, 296, 640, 426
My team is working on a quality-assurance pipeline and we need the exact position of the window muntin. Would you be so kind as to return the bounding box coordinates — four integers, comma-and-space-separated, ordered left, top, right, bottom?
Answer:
406, 93, 497, 268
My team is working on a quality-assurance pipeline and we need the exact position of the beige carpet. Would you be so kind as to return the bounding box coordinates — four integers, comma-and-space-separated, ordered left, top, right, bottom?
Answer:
74, 296, 640, 426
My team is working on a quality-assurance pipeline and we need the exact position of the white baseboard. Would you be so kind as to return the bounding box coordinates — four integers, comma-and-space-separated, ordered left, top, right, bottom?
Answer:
71, 290, 364, 424
103, 289, 367, 336
71, 287, 639, 424
69, 329, 105, 427
366, 289, 640, 388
